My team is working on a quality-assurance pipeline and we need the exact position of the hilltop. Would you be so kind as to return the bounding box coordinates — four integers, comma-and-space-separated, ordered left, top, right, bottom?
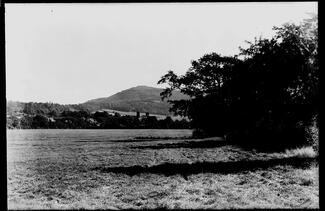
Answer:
7, 85, 189, 116
81, 85, 189, 115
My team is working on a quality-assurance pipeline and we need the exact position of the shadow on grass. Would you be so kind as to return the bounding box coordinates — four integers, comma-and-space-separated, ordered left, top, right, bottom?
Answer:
92, 157, 316, 177
133, 136, 193, 140
235, 142, 311, 153
130, 139, 227, 149
112, 136, 193, 143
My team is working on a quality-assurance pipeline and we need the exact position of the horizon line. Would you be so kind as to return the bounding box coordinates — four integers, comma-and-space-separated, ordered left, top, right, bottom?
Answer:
6, 84, 166, 105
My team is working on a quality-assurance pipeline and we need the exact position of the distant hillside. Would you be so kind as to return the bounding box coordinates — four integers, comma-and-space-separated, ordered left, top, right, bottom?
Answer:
6, 86, 189, 116
81, 85, 189, 115
6, 100, 82, 116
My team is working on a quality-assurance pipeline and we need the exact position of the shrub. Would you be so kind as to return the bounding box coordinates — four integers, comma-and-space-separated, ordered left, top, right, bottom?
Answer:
192, 128, 208, 138
305, 115, 319, 155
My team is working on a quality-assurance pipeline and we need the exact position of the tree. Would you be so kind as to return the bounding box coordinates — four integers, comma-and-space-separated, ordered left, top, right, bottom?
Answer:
158, 15, 318, 148
20, 116, 33, 129
141, 116, 159, 129
236, 15, 318, 147
32, 115, 49, 129
158, 53, 242, 136
7, 116, 20, 129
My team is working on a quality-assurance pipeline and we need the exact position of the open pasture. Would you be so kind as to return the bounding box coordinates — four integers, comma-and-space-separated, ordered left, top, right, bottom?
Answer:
7, 129, 318, 209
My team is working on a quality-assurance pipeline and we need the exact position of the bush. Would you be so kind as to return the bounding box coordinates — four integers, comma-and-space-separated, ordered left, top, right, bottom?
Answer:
305, 115, 319, 155
192, 128, 208, 138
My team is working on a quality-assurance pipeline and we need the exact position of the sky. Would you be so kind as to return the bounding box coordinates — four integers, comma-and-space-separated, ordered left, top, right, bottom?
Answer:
5, 2, 317, 104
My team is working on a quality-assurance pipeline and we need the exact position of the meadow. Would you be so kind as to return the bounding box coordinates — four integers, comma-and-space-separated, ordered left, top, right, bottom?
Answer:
7, 129, 318, 209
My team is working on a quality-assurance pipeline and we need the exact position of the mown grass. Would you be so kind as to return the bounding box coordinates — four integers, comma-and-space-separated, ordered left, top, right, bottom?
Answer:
7, 130, 319, 209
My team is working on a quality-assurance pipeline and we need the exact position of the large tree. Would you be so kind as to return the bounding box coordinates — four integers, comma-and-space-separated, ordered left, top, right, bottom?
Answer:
158, 15, 318, 148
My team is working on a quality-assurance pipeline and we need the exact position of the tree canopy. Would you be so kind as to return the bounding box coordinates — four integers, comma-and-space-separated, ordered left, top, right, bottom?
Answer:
158, 15, 318, 149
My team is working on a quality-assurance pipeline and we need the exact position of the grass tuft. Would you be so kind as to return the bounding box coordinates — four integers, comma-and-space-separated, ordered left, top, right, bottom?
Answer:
285, 146, 317, 159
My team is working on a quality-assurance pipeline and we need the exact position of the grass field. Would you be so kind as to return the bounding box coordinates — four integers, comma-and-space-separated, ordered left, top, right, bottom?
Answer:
7, 129, 319, 209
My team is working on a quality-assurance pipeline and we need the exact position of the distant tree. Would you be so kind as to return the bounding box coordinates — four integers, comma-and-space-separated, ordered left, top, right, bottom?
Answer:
32, 115, 49, 129
48, 110, 59, 117
20, 116, 33, 129
53, 119, 67, 129
93, 111, 110, 125
141, 116, 159, 129
7, 116, 20, 129
103, 116, 120, 128
23, 103, 35, 115
161, 116, 173, 129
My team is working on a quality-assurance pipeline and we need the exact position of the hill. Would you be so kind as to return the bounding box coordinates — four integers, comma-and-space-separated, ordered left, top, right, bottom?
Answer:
6, 100, 80, 116
6, 86, 191, 129
81, 85, 189, 115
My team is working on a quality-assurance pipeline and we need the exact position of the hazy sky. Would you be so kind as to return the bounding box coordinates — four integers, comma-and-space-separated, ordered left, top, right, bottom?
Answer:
6, 2, 317, 104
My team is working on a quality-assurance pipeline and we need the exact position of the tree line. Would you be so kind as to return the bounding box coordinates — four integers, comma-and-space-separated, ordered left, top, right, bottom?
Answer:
158, 15, 318, 150
7, 110, 191, 129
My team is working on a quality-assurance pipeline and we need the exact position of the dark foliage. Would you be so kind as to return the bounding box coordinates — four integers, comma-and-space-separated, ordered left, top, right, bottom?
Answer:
7, 109, 191, 129
158, 16, 318, 148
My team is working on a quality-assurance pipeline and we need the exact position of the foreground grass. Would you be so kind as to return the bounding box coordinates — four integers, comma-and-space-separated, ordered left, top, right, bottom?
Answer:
7, 130, 319, 209
8, 163, 319, 209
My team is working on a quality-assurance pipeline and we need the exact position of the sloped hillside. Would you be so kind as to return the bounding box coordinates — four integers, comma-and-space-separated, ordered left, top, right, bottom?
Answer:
82, 85, 189, 115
